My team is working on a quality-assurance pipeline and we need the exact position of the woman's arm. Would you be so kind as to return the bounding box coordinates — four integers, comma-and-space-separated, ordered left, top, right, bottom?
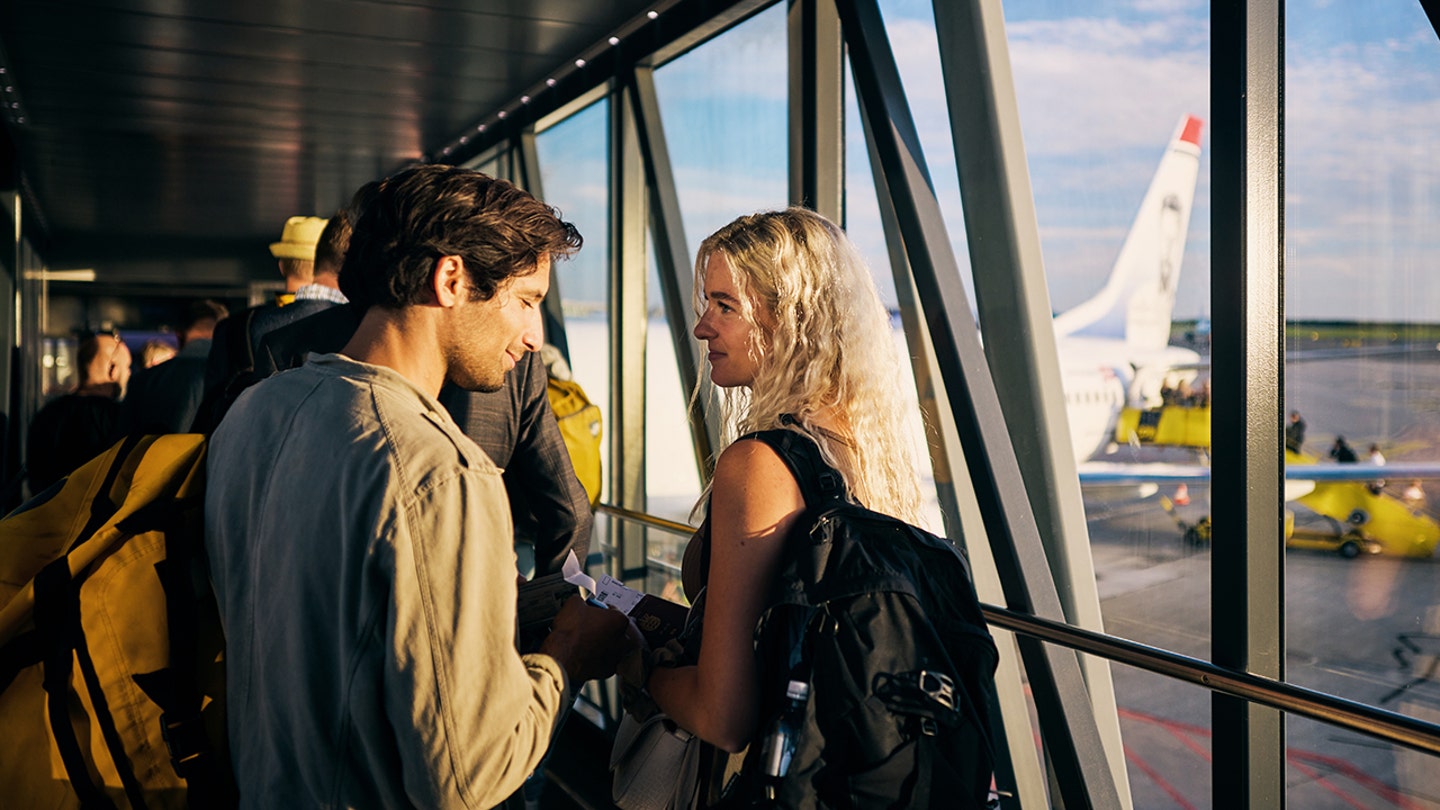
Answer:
647, 438, 807, 752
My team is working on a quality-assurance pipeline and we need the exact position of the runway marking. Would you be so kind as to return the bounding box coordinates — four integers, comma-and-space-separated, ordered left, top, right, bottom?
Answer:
1123, 746, 1198, 810
1116, 706, 1428, 809
1288, 758, 1370, 810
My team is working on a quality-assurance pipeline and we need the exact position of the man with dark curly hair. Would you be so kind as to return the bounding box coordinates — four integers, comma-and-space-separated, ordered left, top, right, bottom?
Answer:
205, 165, 636, 809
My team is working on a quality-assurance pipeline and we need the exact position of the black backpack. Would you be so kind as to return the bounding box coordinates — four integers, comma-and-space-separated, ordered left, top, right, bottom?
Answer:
726, 428, 1000, 809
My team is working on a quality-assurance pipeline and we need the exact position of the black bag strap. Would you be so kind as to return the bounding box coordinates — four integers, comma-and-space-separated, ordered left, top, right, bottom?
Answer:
142, 493, 237, 807
29, 436, 150, 810
72, 434, 143, 550
229, 307, 260, 375
738, 419, 847, 513
33, 560, 120, 810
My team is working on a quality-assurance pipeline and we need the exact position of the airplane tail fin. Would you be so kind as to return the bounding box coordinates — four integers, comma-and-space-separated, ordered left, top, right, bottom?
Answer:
1052, 115, 1203, 353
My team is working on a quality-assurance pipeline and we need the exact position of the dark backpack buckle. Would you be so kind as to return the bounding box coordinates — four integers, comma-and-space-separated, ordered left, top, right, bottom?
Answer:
160, 711, 210, 778
917, 670, 956, 710
874, 670, 960, 735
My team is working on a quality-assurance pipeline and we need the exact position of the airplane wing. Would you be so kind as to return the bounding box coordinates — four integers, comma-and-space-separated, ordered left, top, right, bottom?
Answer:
1283, 462, 1440, 481
1077, 462, 1211, 485
1076, 461, 1440, 486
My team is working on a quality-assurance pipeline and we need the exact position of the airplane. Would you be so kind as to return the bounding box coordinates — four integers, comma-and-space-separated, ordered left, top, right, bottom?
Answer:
1052, 114, 1206, 464
1046, 114, 1440, 558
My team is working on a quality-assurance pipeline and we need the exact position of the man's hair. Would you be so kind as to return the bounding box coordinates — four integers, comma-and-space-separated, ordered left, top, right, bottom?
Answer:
75, 332, 114, 381
181, 299, 230, 334
278, 258, 314, 282
339, 165, 581, 310
315, 210, 352, 275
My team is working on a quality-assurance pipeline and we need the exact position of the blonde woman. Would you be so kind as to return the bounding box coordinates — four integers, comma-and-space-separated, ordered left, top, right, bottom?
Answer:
642, 207, 922, 790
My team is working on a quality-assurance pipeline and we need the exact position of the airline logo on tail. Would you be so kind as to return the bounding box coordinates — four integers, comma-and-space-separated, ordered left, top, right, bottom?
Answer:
1053, 115, 1204, 355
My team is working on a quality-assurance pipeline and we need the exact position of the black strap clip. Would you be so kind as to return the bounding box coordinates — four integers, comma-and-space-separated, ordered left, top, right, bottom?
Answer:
160, 711, 210, 778
874, 669, 960, 736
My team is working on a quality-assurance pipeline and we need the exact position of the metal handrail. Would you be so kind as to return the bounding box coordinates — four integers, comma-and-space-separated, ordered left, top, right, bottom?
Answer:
982, 605, 1440, 756
594, 503, 697, 537
595, 502, 1440, 756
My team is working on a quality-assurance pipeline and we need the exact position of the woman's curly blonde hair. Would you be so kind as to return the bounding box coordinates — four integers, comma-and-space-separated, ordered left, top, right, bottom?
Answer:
693, 207, 921, 524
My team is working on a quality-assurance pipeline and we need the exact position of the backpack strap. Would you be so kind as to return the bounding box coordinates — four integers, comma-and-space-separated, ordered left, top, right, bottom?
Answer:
145, 493, 237, 808
33, 559, 122, 810
737, 422, 847, 513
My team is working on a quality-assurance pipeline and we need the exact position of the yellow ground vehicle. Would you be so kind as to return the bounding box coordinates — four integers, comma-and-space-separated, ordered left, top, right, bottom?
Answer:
1161, 495, 1387, 559
1287, 451, 1440, 558
1115, 404, 1211, 450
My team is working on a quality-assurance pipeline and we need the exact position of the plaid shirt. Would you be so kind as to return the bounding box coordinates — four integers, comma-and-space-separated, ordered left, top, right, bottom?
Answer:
293, 283, 349, 305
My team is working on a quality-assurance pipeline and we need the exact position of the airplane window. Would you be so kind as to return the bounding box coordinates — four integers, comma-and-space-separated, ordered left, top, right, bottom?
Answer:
1283, 0, 1440, 793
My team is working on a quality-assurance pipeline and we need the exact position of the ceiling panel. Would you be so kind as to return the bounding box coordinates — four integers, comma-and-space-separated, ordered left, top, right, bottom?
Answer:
0, 0, 661, 287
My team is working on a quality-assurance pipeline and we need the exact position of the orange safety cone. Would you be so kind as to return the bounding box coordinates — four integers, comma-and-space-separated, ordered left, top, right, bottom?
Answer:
1174, 484, 1191, 506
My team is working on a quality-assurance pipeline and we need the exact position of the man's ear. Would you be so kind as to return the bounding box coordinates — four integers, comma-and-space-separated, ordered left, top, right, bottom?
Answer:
432, 255, 467, 307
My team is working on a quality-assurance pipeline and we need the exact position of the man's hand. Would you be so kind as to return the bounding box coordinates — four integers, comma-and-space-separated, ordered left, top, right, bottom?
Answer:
538, 595, 639, 684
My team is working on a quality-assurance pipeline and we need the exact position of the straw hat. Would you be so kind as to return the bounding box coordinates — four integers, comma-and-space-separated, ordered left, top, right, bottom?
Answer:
269, 216, 328, 260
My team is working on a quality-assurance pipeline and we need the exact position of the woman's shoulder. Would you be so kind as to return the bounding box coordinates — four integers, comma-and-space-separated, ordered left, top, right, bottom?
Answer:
717, 432, 791, 474
712, 435, 805, 509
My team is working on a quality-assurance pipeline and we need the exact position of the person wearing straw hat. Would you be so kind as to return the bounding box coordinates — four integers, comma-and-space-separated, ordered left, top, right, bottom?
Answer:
269, 215, 329, 306
195, 214, 337, 432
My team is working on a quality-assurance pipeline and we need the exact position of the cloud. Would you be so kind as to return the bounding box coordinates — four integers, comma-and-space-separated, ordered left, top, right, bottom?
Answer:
652, 4, 787, 102
1004, 19, 1210, 155
1130, 0, 1205, 12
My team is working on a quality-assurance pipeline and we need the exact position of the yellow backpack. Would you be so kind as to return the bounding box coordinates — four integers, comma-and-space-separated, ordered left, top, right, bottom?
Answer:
0, 434, 235, 809
546, 377, 603, 506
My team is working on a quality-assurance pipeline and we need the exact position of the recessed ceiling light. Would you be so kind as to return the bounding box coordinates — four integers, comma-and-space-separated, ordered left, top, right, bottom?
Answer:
575, 58, 586, 68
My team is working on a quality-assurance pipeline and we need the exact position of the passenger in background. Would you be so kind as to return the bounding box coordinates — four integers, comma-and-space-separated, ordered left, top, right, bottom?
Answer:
630, 208, 924, 791
204, 165, 635, 809
120, 299, 227, 435
140, 339, 177, 368
1286, 410, 1307, 453
253, 183, 594, 579
1367, 443, 1387, 494
25, 330, 131, 495
1330, 435, 1359, 463
246, 210, 350, 357
196, 214, 330, 431
267, 215, 329, 307
1403, 479, 1427, 509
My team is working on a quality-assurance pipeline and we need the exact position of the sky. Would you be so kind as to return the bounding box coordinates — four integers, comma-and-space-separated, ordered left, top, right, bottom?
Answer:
536, 0, 1440, 324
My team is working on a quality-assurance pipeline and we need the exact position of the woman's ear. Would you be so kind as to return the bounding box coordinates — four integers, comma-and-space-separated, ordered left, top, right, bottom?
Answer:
432, 255, 467, 307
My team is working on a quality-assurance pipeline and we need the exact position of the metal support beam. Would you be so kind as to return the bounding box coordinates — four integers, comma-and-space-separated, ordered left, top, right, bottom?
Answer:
1211, 1, 1286, 807
514, 128, 571, 364
931, 1, 1132, 805
862, 115, 1042, 810
787, 0, 845, 221
610, 81, 650, 586
836, 0, 1120, 805
627, 66, 719, 481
